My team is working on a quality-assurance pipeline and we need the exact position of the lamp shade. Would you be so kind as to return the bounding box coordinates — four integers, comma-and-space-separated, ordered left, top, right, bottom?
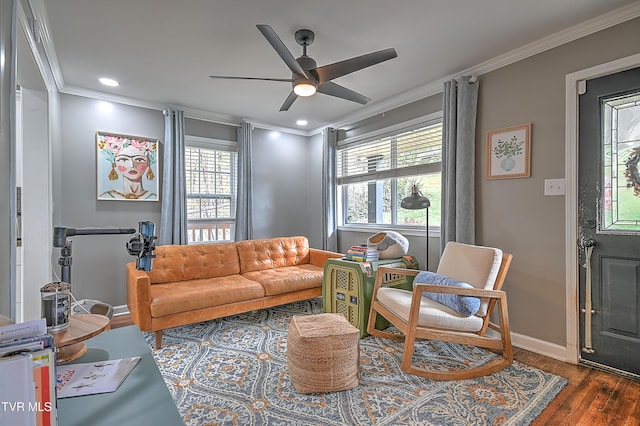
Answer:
401, 185, 430, 210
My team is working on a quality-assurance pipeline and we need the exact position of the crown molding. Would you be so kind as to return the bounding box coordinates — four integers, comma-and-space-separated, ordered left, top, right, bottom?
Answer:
28, 0, 64, 91
60, 84, 166, 111
249, 120, 312, 137
30, 0, 640, 136
318, 0, 640, 133
175, 106, 242, 128
469, 0, 640, 77
17, 0, 58, 92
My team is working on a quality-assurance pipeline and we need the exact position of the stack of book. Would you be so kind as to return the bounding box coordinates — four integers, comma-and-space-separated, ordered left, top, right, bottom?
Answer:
345, 244, 380, 262
0, 319, 57, 426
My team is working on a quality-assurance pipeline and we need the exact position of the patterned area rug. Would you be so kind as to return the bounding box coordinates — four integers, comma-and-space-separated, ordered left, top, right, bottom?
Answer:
145, 298, 566, 425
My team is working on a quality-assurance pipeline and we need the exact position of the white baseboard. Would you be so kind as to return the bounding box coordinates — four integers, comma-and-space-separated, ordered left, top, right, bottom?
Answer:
113, 304, 130, 317
485, 328, 573, 363
510, 332, 574, 363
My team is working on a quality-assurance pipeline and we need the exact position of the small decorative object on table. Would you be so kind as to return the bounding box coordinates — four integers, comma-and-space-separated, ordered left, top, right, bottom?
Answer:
40, 281, 71, 332
367, 230, 409, 259
345, 244, 380, 261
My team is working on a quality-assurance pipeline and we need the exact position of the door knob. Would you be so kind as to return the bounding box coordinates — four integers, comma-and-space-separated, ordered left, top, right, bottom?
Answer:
577, 237, 596, 248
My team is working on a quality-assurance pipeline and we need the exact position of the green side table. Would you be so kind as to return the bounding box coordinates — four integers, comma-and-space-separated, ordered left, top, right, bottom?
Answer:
322, 256, 419, 338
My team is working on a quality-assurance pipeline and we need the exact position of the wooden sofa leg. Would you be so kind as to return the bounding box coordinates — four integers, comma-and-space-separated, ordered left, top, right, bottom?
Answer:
155, 330, 163, 349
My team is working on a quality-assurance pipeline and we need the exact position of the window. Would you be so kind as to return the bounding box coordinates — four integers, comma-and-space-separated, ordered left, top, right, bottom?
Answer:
603, 91, 640, 232
337, 117, 442, 230
185, 137, 237, 243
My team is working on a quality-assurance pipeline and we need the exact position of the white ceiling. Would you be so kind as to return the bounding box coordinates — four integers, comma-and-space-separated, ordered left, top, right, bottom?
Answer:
24, 0, 640, 133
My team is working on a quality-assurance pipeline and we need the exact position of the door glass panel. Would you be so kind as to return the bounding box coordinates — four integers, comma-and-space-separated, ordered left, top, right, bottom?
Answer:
602, 92, 640, 232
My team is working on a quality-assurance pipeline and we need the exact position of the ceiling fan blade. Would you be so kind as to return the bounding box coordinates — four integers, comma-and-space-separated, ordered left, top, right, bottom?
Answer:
315, 48, 397, 83
317, 81, 370, 105
209, 75, 293, 82
256, 24, 309, 79
279, 91, 298, 112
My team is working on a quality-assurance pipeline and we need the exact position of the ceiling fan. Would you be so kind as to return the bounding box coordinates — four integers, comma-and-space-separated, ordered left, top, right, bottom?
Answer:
209, 24, 398, 111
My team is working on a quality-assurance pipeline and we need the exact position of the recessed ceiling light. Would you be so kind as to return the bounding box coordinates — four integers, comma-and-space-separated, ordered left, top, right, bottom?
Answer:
296, 119, 308, 126
99, 77, 119, 87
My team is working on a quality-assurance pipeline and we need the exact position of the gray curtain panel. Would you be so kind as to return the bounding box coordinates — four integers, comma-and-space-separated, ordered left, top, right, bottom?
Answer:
234, 122, 253, 241
159, 109, 187, 245
441, 76, 479, 253
322, 127, 338, 252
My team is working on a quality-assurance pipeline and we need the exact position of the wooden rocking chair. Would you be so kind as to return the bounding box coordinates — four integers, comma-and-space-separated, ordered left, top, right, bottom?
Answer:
367, 241, 513, 380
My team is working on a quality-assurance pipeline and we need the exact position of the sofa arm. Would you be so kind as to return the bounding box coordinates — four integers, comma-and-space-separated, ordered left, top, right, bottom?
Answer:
309, 248, 343, 268
126, 262, 153, 331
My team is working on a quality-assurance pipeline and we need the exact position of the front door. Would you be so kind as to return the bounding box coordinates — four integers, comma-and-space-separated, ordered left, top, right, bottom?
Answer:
578, 66, 640, 376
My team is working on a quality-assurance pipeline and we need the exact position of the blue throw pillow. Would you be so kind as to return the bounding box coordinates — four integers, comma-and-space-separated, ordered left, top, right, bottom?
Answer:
413, 271, 480, 317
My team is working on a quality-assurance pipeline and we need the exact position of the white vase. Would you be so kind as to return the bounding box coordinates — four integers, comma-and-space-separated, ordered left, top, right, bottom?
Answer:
500, 156, 516, 171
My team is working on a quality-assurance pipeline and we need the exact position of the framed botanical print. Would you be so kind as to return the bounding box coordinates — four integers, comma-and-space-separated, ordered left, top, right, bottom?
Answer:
486, 123, 531, 180
96, 131, 160, 201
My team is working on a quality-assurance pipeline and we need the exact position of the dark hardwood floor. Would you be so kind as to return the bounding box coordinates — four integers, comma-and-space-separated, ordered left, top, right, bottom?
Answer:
110, 315, 640, 425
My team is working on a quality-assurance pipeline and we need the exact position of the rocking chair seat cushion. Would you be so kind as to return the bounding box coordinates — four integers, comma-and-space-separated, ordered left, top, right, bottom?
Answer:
413, 271, 480, 316
377, 287, 484, 332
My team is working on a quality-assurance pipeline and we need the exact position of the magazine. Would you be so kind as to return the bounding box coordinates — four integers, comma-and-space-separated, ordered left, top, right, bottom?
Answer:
56, 357, 140, 398
0, 319, 57, 426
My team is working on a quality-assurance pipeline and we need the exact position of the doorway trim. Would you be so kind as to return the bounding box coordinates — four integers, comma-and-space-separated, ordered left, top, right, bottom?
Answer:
564, 52, 640, 364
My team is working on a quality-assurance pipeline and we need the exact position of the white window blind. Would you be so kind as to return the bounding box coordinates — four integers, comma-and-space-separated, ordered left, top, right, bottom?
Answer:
337, 122, 442, 185
185, 137, 237, 243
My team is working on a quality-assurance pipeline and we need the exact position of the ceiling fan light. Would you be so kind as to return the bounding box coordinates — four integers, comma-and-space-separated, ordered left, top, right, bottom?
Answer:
294, 83, 316, 97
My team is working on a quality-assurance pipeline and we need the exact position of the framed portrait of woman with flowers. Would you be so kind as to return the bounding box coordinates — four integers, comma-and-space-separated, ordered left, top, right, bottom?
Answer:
96, 131, 160, 201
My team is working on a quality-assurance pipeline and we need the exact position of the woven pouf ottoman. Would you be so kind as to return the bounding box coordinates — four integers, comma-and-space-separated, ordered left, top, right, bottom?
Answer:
287, 313, 360, 394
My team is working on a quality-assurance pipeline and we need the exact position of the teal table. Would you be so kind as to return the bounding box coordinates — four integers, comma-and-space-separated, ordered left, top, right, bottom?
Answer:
56, 325, 184, 426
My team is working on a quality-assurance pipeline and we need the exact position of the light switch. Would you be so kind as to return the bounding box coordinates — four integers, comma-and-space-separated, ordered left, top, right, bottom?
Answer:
544, 178, 565, 196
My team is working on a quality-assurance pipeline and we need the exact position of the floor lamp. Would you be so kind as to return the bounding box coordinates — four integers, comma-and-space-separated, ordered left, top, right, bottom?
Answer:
401, 185, 430, 270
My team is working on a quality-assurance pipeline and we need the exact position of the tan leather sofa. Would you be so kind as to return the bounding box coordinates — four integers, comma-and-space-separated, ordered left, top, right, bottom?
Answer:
126, 236, 342, 348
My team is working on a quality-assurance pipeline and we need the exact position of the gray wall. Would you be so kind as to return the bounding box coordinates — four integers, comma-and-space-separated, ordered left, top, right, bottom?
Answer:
185, 117, 237, 141
53, 95, 164, 306
475, 17, 640, 345
10, 10, 640, 353
340, 96, 443, 140
335, 17, 640, 347
47, 100, 320, 310
251, 128, 316, 240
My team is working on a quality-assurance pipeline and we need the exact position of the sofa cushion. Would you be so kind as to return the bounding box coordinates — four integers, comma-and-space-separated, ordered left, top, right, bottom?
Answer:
241, 264, 324, 296
149, 274, 265, 317
148, 243, 240, 284
236, 236, 311, 273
